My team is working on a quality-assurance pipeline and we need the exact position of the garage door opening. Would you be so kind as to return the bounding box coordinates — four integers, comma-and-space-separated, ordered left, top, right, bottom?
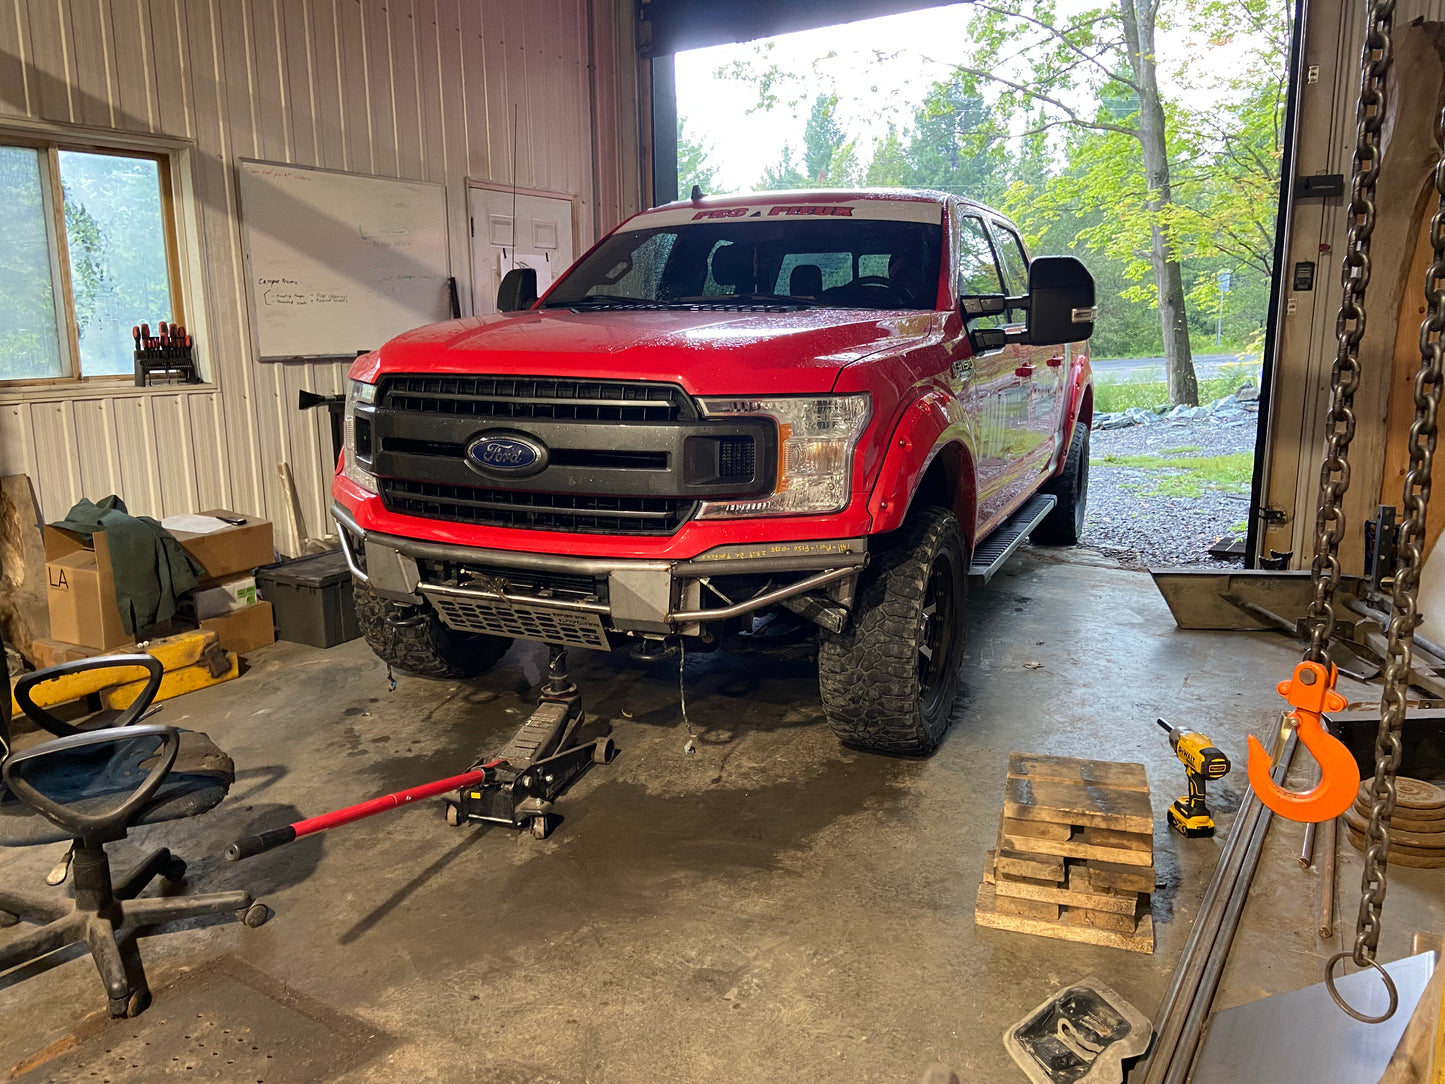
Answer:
671, 0, 1292, 569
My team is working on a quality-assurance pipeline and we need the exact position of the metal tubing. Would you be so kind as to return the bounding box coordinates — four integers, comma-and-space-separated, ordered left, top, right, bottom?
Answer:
669, 566, 859, 622
1317, 815, 1338, 938
1300, 820, 1317, 867
1344, 597, 1445, 663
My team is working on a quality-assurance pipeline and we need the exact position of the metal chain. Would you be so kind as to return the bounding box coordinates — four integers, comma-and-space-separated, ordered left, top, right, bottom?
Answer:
1304, 0, 1397, 663
1352, 100, 1445, 976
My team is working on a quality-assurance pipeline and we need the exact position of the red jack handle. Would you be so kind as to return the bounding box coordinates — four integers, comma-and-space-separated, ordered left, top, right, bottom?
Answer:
225, 760, 503, 861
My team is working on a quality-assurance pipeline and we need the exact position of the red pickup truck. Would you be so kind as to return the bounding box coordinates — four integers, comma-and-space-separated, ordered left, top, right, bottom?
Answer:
333, 190, 1094, 754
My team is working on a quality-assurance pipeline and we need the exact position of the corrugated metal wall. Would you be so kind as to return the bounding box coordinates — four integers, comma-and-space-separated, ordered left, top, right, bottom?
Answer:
1261, 0, 1445, 569
0, 0, 642, 553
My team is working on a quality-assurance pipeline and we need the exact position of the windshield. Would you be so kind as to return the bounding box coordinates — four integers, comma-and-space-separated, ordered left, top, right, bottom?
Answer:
544, 218, 942, 312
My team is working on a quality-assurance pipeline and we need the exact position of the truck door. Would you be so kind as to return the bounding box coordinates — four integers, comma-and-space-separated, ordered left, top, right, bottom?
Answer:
952, 213, 1024, 537
987, 219, 1064, 490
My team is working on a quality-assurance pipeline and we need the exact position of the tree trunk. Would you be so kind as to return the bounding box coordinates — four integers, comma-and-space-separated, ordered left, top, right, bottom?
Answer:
1120, 0, 1198, 406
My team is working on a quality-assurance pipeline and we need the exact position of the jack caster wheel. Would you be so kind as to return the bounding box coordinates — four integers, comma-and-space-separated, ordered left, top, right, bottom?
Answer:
239, 902, 271, 928
161, 856, 187, 884
593, 737, 614, 765
0, 910, 18, 928
529, 815, 551, 841
445, 801, 462, 827
110, 988, 151, 1019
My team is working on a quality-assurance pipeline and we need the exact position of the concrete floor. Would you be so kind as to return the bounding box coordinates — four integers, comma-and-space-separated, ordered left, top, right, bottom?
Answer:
1, 548, 1441, 1083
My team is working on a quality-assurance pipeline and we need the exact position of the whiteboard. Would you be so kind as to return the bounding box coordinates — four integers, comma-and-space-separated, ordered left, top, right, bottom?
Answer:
238, 160, 451, 359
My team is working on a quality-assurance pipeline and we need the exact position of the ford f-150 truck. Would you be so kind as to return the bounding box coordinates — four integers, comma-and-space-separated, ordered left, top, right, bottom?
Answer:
332, 189, 1094, 755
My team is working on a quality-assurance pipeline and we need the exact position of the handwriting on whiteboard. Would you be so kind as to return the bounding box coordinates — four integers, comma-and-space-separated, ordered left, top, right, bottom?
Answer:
258, 278, 349, 307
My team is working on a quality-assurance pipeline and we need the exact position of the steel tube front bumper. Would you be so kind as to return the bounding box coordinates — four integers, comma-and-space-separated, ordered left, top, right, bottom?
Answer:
332, 503, 866, 638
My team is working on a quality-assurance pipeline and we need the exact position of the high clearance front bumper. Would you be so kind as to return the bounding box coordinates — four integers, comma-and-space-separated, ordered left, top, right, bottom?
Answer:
332, 503, 866, 650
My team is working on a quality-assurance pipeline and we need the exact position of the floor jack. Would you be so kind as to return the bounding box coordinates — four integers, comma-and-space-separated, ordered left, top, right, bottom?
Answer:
226, 646, 612, 860
445, 646, 613, 840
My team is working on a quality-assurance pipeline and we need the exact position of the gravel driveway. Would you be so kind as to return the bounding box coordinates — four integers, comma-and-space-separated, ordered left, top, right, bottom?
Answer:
1081, 410, 1260, 569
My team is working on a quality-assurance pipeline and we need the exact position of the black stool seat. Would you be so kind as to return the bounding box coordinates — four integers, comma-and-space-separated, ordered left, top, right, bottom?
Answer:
0, 730, 233, 847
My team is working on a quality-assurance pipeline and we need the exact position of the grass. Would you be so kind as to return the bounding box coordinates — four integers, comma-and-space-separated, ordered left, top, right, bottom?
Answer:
1093, 451, 1254, 499
1093, 366, 1262, 414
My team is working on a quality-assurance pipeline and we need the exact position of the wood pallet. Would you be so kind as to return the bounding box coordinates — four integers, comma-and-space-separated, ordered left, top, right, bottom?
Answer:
975, 754, 1156, 954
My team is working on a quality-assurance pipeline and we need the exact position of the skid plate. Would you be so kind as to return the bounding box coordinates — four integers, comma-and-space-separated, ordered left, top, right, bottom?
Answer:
424, 589, 611, 650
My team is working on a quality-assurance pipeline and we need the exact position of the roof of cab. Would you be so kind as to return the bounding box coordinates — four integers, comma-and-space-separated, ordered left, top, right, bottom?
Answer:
644, 187, 998, 216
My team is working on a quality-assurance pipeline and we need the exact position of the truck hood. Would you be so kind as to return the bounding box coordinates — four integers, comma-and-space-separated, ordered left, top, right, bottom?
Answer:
357, 308, 938, 395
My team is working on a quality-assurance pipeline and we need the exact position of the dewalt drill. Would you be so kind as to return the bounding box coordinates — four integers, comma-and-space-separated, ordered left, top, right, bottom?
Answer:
1157, 718, 1231, 837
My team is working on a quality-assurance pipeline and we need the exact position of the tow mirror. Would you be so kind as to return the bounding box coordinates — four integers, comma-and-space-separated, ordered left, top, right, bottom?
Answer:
497, 267, 538, 312
1026, 256, 1095, 346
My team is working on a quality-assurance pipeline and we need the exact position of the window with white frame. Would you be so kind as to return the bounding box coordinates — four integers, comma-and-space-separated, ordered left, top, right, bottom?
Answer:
0, 140, 181, 383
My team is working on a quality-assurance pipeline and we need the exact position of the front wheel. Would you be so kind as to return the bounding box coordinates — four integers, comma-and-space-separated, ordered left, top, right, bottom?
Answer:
1032, 420, 1089, 545
818, 507, 967, 755
353, 583, 513, 679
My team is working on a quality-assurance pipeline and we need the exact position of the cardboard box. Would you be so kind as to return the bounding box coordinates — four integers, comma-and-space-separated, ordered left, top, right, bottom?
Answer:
44, 527, 130, 651
168, 510, 274, 582
201, 601, 275, 655
193, 576, 258, 619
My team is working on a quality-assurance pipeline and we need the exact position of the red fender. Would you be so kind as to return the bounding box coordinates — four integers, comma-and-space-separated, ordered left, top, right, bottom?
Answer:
866, 389, 971, 535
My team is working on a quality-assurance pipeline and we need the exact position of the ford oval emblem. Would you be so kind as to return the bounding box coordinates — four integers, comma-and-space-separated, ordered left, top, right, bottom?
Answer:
465, 431, 548, 476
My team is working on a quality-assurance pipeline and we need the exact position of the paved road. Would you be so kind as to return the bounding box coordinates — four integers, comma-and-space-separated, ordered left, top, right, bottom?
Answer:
1091, 352, 1258, 382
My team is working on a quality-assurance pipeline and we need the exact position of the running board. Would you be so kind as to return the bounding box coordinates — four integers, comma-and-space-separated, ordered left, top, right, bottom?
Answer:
968, 494, 1057, 584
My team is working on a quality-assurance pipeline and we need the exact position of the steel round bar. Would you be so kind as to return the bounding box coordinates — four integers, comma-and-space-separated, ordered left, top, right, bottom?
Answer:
1317, 815, 1338, 938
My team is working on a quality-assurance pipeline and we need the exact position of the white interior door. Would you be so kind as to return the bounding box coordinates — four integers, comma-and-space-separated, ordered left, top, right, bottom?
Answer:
468, 187, 575, 314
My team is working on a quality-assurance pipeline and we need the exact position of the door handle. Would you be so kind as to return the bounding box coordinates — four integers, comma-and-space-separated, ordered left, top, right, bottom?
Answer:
1047, 355, 1064, 368
1015, 364, 1034, 378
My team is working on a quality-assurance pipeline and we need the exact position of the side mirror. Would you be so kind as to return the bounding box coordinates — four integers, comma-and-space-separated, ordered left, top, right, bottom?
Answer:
1026, 256, 1095, 345
497, 267, 538, 312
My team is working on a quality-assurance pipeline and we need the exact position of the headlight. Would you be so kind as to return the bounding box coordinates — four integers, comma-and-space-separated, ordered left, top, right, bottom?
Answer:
343, 378, 377, 493
696, 394, 870, 517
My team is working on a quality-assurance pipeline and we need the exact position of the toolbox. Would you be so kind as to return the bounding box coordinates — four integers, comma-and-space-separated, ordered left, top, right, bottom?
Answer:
255, 551, 359, 648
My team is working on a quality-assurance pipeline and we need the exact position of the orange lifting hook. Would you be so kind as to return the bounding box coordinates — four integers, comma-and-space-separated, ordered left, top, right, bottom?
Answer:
1246, 660, 1361, 822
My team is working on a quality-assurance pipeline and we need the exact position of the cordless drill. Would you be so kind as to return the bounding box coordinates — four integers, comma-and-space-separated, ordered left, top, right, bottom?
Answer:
1157, 718, 1232, 837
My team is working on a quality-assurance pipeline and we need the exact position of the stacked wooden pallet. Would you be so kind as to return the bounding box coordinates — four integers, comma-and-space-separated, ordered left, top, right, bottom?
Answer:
1345, 776, 1445, 869
975, 753, 1156, 954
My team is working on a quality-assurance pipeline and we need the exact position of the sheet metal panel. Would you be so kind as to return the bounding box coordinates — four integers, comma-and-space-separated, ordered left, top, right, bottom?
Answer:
0, 0, 639, 553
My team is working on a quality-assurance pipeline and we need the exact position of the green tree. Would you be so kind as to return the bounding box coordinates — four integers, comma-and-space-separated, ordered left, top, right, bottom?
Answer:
959, 0, 1203, 404
758, 145, 808, 191
677, 116, 720, 197
802, 94, 846, 183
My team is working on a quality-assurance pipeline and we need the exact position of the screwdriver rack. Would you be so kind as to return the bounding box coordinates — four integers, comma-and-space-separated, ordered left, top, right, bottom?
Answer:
133, 320, 201, 387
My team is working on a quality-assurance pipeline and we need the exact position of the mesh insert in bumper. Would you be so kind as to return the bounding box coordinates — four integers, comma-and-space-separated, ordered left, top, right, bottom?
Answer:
423, 589, 611, 651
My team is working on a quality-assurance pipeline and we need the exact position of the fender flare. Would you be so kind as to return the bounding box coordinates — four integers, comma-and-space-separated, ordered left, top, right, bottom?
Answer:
865, 389, 973, 537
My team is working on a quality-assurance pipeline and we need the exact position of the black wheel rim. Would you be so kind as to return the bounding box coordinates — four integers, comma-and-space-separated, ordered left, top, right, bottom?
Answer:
917, 553, 958, 715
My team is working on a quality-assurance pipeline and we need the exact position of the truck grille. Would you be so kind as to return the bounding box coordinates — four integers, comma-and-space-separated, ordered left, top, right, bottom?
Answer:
368, 376, 769, 536
381, 478, 696, 536
380, 375, 691, 422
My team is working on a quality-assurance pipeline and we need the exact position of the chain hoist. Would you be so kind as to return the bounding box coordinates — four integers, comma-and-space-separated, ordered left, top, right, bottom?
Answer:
1325, 88, 1445, 1025
1243, 0, 1445, 1025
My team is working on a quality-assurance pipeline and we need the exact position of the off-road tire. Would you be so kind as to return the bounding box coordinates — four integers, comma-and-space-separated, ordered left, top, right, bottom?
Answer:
818, 507, 967, 755
354, 583, 513, 679
1032, 420, 1089, 545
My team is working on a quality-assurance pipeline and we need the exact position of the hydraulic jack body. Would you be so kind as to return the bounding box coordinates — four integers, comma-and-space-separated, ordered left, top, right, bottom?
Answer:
447, 646, 613, 839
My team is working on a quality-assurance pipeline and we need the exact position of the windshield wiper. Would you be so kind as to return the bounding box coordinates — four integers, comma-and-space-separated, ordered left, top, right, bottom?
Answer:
677, 293, 814, 309
549, 293, 657, 309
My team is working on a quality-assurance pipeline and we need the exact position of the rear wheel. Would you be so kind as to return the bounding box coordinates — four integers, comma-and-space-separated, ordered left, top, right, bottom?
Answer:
353, 583, 513, 679
1032, 421, 1089, 545
818, 507, 966, 755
